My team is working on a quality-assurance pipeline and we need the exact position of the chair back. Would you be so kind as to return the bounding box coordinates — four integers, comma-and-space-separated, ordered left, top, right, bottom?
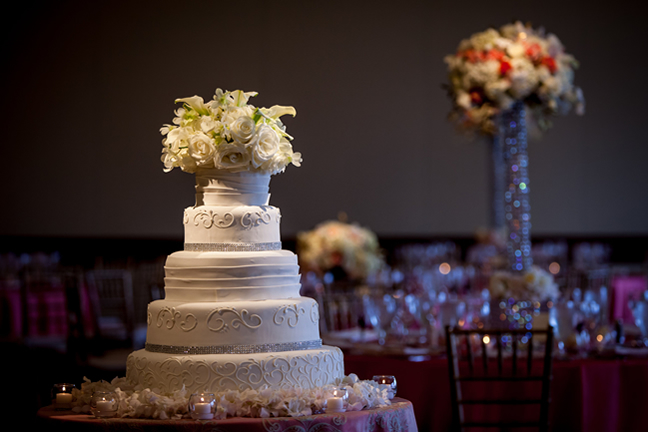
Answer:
445, 325, 554, 431
85, 269, 135, 346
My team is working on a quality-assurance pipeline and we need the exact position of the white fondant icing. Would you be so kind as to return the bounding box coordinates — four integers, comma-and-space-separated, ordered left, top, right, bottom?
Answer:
146, 298, 320, 347
126, 170, 344, 394
126, 346, 344, 393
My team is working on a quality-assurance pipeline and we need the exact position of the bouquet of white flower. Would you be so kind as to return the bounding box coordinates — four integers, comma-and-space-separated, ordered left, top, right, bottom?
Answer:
444, 21, 584, 136
489, 266, 559, 301
161, 89, 302, 174
297, 220, 384, 281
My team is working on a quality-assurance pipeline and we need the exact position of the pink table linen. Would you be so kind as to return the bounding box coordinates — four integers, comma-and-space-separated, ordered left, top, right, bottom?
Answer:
37, 398, 418, 432
344, 354, 648, 432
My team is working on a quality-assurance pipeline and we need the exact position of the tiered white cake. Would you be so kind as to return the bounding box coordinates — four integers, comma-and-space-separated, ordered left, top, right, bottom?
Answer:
126, 170, 344, 393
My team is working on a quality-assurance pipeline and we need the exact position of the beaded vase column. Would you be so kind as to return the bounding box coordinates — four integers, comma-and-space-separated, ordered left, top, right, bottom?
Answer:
499, 101, 532, 272
489, 135, 506, 230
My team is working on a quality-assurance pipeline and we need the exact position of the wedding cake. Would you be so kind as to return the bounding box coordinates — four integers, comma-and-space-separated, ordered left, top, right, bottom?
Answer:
126, 89, 344, 394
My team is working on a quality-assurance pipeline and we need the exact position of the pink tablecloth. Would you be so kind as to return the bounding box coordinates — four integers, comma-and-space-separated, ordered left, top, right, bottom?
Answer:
345, 354, 648, 432
37, 398, 417, 432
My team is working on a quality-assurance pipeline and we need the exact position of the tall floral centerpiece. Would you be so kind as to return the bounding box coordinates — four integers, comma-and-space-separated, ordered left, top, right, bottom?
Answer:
444, 22, 584, 323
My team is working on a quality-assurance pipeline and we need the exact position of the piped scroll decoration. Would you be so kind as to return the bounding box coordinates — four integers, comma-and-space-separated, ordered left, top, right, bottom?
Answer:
310, 301, 320, 324
207, 307, 263, 333
193, 210, 235, 229
241, 208, 273, 230
156, 307, 198, 332
273, 304, 306, 328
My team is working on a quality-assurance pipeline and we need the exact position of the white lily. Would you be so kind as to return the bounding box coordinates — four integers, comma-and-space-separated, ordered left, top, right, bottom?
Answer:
175, 95, 210, 116
227, 90, 258, 107
260, 105, 297, 120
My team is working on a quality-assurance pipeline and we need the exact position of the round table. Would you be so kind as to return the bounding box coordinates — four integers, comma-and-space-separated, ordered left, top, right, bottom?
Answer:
37, 398, 417, 432
344, 353, 648, 432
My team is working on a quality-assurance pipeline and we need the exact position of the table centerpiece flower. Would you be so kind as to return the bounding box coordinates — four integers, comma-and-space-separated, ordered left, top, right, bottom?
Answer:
444, 22, 584, 319
297, 219, 385, 283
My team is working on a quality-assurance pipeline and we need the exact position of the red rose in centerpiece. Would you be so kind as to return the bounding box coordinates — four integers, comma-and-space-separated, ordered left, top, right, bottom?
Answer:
541, 56, 557, 74
500, 61, 512, 76
525, 42, 543, 60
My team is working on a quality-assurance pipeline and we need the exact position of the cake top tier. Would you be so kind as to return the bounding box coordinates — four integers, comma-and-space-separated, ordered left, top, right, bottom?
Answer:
195, 170, 270, 207
160, 89, 302, 175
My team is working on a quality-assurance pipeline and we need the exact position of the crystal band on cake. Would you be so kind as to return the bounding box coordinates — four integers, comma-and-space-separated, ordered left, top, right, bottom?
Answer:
184, 242, 282, 252
145, 339, 323, 355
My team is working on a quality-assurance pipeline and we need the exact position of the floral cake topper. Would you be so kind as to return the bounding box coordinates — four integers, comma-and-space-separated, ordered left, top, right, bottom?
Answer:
444, 21, 584, 136
161, 89, 302, 174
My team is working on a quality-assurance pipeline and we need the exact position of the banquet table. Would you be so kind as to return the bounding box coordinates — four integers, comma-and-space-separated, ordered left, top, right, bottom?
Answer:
37, 398, 417, 432
344, 353, 648, 432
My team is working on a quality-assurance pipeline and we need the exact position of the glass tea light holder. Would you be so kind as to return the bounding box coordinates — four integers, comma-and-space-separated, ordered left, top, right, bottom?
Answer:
372, 375, 397, 399
52, 383, 76, 410
90, 391, 118, 418
189, 393, 216, 420
325, 387, 349, 413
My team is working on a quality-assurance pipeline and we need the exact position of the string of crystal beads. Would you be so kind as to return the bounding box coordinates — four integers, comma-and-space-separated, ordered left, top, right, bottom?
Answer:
500, 101, 532, 272
145, 339, 323, 355
184, 242, 282, 252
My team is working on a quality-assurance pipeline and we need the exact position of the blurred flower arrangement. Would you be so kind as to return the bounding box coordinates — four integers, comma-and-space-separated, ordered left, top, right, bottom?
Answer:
70, 374, 390, 419
160, 89, 302, 174
489, 266, 559, 301
297, 220, 384, 281
444, 21, 584, 136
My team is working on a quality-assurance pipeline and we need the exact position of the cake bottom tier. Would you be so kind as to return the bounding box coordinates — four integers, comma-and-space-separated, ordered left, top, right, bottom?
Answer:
126, 346, 344, 393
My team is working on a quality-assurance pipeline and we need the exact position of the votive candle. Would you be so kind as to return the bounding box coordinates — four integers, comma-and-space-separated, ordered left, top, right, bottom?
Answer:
326, 397, 344, 413
56, 393, 73, 404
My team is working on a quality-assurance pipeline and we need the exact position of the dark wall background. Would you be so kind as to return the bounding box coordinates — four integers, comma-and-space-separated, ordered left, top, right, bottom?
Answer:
2, 0, 647, 241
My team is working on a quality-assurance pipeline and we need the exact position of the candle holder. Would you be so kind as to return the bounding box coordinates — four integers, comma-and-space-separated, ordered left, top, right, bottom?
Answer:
372, 375, 397, 399
189, 393, 216, 420
91, 391, 118, 418
52, 383, 76, 410
325, 387, 348, 413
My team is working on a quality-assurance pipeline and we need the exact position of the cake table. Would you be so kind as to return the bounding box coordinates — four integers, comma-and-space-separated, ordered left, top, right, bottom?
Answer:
37, 398, 417, 432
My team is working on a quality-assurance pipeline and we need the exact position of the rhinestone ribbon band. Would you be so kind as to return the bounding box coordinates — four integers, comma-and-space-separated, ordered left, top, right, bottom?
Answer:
184, 242, 282, 252
145, 339, 323, 355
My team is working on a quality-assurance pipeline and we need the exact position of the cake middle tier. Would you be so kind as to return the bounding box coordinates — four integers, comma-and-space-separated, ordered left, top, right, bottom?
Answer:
145, 297, 321, 348
164, 250, 302, 301
183, 205, 281, 246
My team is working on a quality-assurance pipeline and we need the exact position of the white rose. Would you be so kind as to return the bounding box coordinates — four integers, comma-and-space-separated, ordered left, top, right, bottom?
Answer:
250, 125, 280, 168
463, 60, 500, 88
165, 127, 189, 150
506, 42, 526, 58
200, 116, 219, 133
214, 142, 251, 171
260, 137, 299, 173
456, 91, 472, 109
177, 148, 197, 173
230, 116, 256, 143
187, 132, 216, 166
509, 58, 538, 99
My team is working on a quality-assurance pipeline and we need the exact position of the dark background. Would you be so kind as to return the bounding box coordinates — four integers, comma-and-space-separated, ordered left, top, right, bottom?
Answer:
1, 0, 647, 247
